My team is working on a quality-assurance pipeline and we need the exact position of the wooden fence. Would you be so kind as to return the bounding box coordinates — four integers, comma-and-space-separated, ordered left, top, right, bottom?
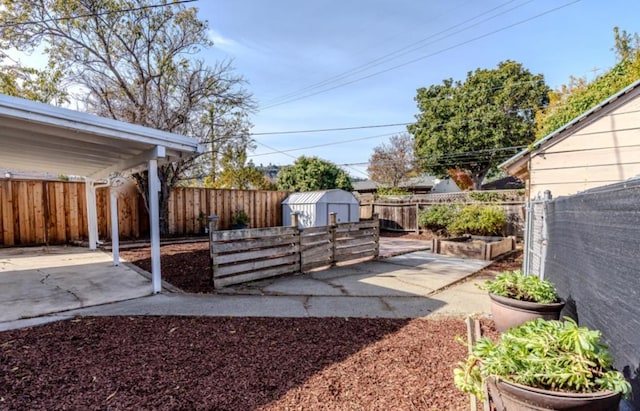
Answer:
209, 216, 380, 288
0, 178, 289, 246
358, 190, 525, 237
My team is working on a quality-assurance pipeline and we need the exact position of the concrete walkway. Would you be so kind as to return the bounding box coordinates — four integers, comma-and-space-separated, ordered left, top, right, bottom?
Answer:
0, 246, 153, 323
1, 248, 495, 331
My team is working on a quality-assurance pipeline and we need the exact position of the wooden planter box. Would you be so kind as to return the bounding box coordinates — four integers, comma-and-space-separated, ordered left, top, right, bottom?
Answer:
431, 235, 515, 260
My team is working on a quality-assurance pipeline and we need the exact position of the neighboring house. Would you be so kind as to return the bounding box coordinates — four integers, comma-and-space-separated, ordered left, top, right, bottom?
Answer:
480, 176, 524, 191
501, 79, 640, 199
352, 175, 460, 195
430, 177, 461, 193
352, 180, 379, 194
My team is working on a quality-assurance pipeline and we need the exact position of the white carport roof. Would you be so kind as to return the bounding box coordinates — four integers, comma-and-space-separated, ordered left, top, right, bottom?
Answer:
0, 94, 199, 178
0, 93, 202, 294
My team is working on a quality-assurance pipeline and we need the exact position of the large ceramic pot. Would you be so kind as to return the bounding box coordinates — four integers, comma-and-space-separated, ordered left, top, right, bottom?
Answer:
489, 293, 565, 332
488, 377, 622, 411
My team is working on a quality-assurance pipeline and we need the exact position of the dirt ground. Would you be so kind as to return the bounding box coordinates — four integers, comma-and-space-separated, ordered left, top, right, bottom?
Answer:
0, 233, 518, 410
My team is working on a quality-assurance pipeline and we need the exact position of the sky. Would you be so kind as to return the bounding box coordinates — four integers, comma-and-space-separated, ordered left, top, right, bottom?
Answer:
194, 0, 640, 179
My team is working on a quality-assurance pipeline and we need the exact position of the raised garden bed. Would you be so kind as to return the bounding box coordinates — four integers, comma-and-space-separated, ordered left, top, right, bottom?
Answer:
432, 235, 515, 260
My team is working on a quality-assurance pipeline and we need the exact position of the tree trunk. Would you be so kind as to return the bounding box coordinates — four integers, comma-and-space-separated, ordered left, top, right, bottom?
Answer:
132, 163, 178, 236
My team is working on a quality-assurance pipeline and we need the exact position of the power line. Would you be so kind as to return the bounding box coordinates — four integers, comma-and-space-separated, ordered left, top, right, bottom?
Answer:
251, 122, 411, 136
0, 0, 198, 29
260, 0, 580, 110
262, 0, 529, 107
251, 132, 398, 157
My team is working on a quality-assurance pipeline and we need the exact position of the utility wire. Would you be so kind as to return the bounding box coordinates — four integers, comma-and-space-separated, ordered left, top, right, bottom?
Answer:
260, 0, 580, 110
0, 0, 198, 28
251, 122, 411, 136
263, 0, 529, 106
251, 132, 398, 157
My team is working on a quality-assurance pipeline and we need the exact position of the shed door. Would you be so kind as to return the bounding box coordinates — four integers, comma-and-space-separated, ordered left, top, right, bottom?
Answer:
328, 204, 349, 223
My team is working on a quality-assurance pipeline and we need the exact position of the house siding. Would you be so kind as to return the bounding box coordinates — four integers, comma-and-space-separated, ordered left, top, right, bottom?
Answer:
528, 93, 640, 197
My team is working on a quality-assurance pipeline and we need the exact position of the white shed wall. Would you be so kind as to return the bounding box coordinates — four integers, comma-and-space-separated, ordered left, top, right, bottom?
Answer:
282, 189, 359, 228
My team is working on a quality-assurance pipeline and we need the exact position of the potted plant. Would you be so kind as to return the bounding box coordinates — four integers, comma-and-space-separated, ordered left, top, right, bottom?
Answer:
454, 318, 632, 410
230, 208, 250, 229
479, 270, 565, 332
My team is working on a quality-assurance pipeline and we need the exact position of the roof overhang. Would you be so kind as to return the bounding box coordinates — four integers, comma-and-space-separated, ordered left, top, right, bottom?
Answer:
500, 78, 640, 177
0, 94, 202, 179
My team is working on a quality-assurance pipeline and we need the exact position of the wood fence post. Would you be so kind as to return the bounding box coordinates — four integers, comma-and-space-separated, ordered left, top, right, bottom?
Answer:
330, 212, 337, 266
208, 213, 219, 272
291, 212, 302, 273
373, 212, 380, 258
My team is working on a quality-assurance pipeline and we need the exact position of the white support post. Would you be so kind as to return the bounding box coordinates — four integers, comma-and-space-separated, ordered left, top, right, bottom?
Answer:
85, 178, 98, 250
148, 158, 162, 293
110, 187, 120, 266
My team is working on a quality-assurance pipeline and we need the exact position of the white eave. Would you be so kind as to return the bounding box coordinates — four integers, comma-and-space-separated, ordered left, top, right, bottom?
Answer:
0, 93, 202, 179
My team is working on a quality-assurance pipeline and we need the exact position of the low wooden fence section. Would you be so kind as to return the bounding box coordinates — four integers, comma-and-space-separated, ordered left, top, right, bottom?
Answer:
210, 216, 380, 288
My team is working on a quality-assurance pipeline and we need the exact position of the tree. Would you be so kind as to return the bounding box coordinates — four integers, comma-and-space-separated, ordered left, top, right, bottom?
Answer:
0, 52, 68, 104
367, 133, 418, 186
277, 156, 352, 192
205, 140, 269, 190
536, 27, 640, 139
408, 60, 549, 190
0, 0, 254, 233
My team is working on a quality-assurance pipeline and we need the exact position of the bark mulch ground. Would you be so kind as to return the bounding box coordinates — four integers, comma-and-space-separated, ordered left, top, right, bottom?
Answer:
1, 233, 513, 410
1, 317, 497, 410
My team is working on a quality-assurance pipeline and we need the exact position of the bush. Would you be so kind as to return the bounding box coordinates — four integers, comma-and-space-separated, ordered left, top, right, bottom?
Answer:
447, 203, 505, 236
377, 186, 411, 196
418, 204, 459, 233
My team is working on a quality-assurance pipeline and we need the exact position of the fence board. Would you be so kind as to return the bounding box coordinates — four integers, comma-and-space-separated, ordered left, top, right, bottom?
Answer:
0, 179, 289, 246
215, 244, 298, 265
214, 264, 299, 288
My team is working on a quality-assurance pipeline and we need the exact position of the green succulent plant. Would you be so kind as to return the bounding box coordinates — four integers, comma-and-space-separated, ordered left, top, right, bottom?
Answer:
479, 270, 558, 304
454, 318, 632, 401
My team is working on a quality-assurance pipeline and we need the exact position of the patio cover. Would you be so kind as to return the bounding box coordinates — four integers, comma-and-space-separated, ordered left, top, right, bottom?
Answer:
0, 93, 202, 293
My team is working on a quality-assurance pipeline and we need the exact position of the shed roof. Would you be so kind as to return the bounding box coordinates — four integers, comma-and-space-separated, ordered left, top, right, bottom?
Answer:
282, 189, 358, 205
0, 94, 201, 179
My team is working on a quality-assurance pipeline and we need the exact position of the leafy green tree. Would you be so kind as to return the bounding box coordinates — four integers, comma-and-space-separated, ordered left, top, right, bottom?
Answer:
277, 156, 352, 192
205, 140, 269, 190
408, 60, 549, 189
0, 0, 254, 233
536, 27, 640, 139
367, 133, 418, 187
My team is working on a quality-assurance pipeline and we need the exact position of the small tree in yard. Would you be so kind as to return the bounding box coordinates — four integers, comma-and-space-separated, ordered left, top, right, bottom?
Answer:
367, 133, 418, 187
277, 156, 352, 192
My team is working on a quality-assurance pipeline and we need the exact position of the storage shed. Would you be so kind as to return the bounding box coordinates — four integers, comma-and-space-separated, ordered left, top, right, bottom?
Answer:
282, 189, 360, 228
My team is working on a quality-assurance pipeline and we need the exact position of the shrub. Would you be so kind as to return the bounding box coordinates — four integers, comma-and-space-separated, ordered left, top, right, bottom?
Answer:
418, 204, 459, 233
447, 203, 505, 236
377, 186, 411, 196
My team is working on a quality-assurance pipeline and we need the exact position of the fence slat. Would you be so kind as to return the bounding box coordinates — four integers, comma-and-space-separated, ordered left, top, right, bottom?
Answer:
0, 179, 289, 246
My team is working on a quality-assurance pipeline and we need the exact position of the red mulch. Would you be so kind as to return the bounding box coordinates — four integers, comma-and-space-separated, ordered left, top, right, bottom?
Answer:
121, 242, 214, 293
0, 317, 497, 410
